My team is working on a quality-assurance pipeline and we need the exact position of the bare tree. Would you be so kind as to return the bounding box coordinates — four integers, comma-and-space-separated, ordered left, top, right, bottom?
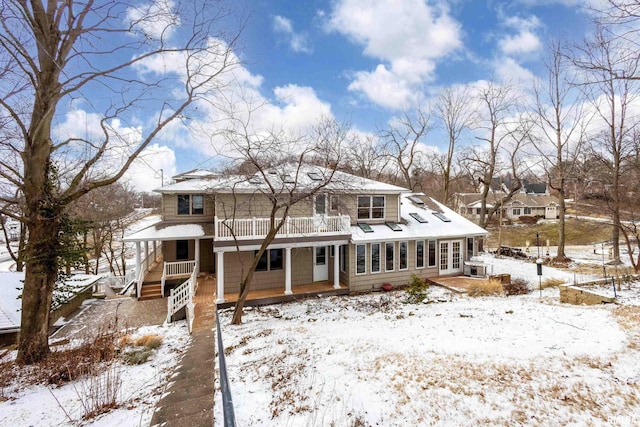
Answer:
434, 84, 475, 203
217, 119, 349, 324
380, 108, 433, 191
463, 82, 522, 229
529, 41, 588, 261
343, 133, 391, 181
0, 0, 240, 363
570, 25, 640, 263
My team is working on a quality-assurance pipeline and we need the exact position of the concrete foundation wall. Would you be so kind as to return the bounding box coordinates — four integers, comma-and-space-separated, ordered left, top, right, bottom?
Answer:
559, 285, 616, 305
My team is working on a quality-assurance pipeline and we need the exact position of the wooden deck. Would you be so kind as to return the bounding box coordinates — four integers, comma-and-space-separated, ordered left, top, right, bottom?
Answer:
215, 280, 349, 309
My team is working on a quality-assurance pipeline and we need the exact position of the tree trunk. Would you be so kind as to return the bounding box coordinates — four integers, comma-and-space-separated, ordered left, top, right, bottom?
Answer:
556, 187, 567, 260
17, 213, 61, 364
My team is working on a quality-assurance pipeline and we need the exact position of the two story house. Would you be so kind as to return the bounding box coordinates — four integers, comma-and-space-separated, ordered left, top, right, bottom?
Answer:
125, 165, 487, 303
454, 192, 560, 223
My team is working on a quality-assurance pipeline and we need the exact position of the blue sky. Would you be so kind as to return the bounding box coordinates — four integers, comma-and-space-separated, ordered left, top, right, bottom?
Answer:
104, 0, 596, 191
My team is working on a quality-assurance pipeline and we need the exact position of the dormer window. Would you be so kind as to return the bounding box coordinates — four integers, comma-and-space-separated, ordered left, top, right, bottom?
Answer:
177, 194, 204, 215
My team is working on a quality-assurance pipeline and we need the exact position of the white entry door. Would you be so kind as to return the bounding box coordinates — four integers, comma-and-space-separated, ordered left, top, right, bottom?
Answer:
439, 240, 463, 275
313, 246, 329, 281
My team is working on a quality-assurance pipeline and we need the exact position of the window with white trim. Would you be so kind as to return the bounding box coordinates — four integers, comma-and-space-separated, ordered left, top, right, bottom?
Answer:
385, 242, 395, 272
399, 241, 408, 270
357, 195, 385, 220
254, 249, 283, 271
416, 240, 425, 269
356, 244, 366, 275
371, 243, 381, 273
177, 194, 204, 215
428, 240, 436, 267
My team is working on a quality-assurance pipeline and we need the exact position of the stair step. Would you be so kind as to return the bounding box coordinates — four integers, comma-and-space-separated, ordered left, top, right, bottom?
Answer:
139, 283, 163, 300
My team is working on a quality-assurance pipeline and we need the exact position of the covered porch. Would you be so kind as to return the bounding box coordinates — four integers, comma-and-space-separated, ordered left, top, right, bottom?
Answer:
213, 238, 349, 304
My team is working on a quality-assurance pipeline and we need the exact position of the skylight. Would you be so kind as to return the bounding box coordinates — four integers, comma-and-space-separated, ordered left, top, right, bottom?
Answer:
432, 212, 451, 222
307, 172, 323, 181
408, 195, 425, 206
357, 222, 374, 233
248, 176, 262, 184
385, 221, 402, 231
409, 212, 428, 223
283, 174, 296, 184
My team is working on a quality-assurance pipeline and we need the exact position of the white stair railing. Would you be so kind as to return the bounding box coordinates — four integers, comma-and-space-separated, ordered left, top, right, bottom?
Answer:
166, 267, 198, 333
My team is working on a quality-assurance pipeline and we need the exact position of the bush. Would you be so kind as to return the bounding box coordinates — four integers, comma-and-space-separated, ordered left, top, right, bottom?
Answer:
405, 274, 429, 304
468, 279, 503, 297
504, 278, 530, 296
122, 349, 153, 365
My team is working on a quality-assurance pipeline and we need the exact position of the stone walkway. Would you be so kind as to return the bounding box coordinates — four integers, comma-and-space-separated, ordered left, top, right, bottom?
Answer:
150, 277, 217, 426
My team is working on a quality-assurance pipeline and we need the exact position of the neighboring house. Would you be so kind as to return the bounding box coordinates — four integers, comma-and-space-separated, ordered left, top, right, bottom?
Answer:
0, 273, 22, 346
454, 192, 560, 222
125, 165, 488, 303
0, 273, 101, 345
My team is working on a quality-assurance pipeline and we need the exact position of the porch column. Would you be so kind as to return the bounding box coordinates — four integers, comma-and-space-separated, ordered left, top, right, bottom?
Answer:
333, 244, 341, 289
135, 242, 142, 278
195, 238, 200, 276
284, 247, 292, 295
152, 240, 157, 262
143, 241, 149, 271
216, 251, 225, 304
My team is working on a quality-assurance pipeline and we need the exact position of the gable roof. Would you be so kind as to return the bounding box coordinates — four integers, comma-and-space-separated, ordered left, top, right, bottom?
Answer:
157, 164, 409, 195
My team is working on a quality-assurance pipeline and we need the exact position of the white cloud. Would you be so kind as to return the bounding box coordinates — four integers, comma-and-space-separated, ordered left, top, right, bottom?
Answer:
493, 57, 538, 87
348, 65, 419, 110
272, 15, 312, 53
498, 15, 542, 56
327, 0, 462, 109
125, 144, 177, 192
127, 0, 179, 41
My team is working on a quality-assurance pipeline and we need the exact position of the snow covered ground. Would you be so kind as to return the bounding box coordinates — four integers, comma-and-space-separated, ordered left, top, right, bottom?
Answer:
214, 254, 640, 427
0, 321, 190, 426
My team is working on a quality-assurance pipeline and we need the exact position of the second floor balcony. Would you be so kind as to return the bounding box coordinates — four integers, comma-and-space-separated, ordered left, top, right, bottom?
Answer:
214, 214, 352, 241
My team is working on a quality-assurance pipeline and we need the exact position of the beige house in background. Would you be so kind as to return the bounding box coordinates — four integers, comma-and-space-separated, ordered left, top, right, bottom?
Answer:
126, 165, 488, 302
454, 192, 560, 222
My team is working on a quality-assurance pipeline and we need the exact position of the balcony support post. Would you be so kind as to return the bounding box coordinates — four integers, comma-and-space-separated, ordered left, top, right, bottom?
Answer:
285, 247, 293, 295
333, 244, 341, 289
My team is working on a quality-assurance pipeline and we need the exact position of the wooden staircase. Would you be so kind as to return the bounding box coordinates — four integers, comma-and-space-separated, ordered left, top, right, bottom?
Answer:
140, 282, 163, 300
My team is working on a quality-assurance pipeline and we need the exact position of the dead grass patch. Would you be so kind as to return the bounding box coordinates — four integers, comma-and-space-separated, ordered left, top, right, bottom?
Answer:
486, 218, 612, 247
541, 277, 566, 289
467, 279, 503, 297
134, 334, 162, 349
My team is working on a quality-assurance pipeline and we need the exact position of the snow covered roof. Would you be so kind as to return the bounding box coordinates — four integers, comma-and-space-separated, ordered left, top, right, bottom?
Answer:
351, 194, 487, 243
172, 169, 217, 182
456, 192, 559, 208
0, 273, 102, 333
124, 222, 214, 241
157, 164, 409, 195
0, 273, 23, 333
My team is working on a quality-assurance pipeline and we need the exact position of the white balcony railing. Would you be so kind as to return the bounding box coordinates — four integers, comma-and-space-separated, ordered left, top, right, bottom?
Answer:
215, 215, 351, 240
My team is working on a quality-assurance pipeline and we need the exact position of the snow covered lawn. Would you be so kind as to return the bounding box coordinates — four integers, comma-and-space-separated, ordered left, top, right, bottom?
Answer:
215, 287, 640, 426
0, 321, 190, 426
